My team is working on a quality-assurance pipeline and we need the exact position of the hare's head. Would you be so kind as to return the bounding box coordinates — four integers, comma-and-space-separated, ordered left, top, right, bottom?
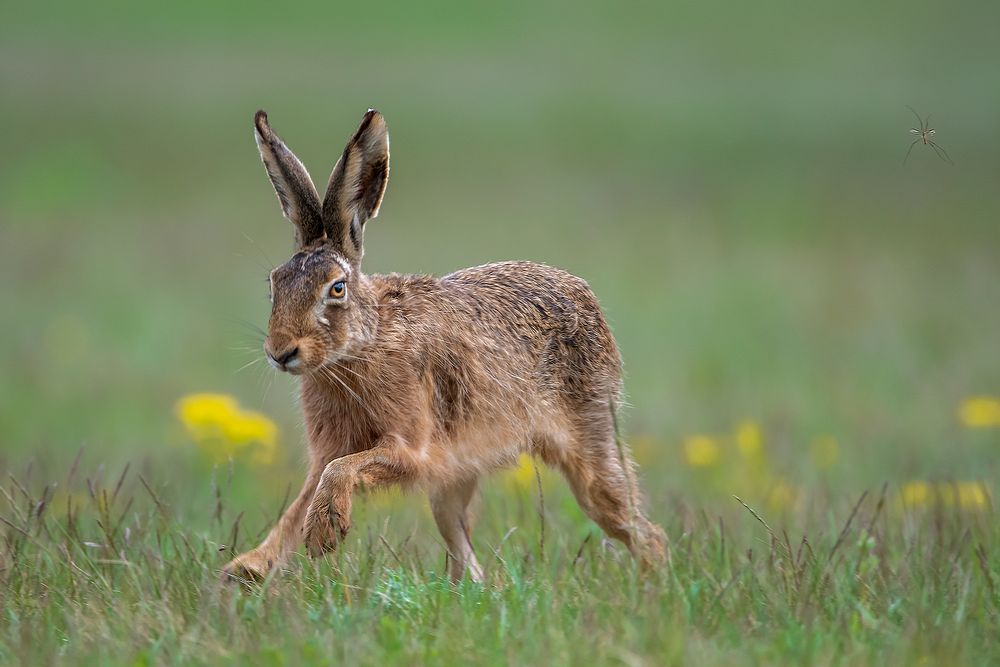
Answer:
254, 109, 389, 374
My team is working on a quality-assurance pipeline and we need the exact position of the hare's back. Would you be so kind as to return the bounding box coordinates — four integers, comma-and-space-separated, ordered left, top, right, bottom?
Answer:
441, 261, 622, 388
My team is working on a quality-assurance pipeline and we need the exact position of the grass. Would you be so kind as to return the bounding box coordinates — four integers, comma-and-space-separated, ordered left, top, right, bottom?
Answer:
2, 459, 998, 665
2, 0, 1000, 663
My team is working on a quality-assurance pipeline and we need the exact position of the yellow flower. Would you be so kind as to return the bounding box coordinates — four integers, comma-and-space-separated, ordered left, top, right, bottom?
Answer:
958, 396, 1000, 428
735, 421, 762, 458
956, 481, 989, 510
766, 479, 797, 512
175, 393, 279, 465
505, 454, 539, 490
810, 436, 840, 469
683, 435, 720, 468
898, 481, 991, 511
369, 487, 406, 509
176, 393, 240, 438
936, 481, 990, 510
900, 481, 932, 507
222, 411, 278, 463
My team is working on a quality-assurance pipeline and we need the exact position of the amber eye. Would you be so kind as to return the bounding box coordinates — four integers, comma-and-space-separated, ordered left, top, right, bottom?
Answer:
328, 280, 347, 299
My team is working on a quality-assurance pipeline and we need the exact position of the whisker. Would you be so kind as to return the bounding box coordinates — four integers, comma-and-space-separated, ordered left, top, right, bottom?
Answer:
262, 366, 276, 404
252, 360, 269, 394
233, 251, 272, 274
241, 232, 276, 268
319, 366, 374, 420
319, 366, 361, 403
226, 316, 268, 339
229, 345, 263, 353
332, 351, 367, 362
234, 357, 263, 374
329, 360, 364, 380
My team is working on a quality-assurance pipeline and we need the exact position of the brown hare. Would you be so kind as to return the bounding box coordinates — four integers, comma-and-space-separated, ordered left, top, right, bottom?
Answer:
222, 109, 666, 583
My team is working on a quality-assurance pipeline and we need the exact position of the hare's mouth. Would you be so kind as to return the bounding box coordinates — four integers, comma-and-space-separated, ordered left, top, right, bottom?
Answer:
265, 345, 306, 374
281, 360, 305, 375
266, 355, 304, 374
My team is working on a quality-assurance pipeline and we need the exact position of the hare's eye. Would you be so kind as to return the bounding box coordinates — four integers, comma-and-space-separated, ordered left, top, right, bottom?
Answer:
328, 281, 347, 299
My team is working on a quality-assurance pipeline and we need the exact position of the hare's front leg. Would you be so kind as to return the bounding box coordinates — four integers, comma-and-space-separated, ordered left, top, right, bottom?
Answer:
303, 441, 414, 557
222, 462, 323, 581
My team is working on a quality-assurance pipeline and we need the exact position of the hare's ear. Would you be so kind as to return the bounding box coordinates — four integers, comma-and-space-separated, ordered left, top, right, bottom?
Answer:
322, 109, 389, 261
254, 110, 325, 247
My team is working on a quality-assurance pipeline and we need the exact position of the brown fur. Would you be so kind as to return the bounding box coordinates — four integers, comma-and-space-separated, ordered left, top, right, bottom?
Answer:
222, 110, 666, 583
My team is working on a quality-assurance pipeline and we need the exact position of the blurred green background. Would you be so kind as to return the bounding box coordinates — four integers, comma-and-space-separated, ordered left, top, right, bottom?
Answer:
1, 0, 998, 506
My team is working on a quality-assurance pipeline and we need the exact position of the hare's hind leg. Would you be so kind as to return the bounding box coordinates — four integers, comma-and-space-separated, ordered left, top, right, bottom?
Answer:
545, 417, 666, 568
430, 478, 484, 582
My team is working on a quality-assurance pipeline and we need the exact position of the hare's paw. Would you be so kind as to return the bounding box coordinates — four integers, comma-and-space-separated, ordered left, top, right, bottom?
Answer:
221, 549, 275, 584
303, 498, 348, 558
636, 520, 669, 571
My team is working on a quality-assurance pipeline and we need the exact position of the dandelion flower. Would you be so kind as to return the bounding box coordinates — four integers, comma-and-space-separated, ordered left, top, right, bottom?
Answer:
176, 393, 240, 439
899, 481, 991, 512
222, 410, 278, 463
504, 454, 538, 490
175, 393, 279, 465
683, 435, 720, 468
369, 488, 406, 510
958, 396, 1000, 428
766, 479, 797, 512
735, 421, 762, 458
956, 481, 990, 510
899, 481, 931, 508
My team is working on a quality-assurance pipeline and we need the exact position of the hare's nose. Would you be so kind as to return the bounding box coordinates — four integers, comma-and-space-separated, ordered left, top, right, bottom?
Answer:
267, 345, 300, 369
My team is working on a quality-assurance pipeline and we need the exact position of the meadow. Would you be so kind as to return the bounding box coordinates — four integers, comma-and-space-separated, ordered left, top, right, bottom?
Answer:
1, 0, 999, 664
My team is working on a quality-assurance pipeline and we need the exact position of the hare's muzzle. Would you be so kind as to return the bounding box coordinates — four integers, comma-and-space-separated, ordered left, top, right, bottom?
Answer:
265, 343, 302, 373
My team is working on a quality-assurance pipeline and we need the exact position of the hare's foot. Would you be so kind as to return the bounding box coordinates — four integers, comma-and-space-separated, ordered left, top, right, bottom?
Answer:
302, 493, 349, 558
221, 548, 277, 583
635, 519, 669, 571
430, 478, 485, 583
302, 444, 412, 558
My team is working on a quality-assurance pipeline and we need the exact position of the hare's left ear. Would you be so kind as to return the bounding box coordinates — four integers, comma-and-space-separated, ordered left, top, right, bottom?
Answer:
322, 109, 389, 262
254, 110, 325, 248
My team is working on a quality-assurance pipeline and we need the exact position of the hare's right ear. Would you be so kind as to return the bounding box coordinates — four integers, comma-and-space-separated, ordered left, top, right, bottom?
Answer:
322, 109, 389, 262
254, 110, 325, 247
